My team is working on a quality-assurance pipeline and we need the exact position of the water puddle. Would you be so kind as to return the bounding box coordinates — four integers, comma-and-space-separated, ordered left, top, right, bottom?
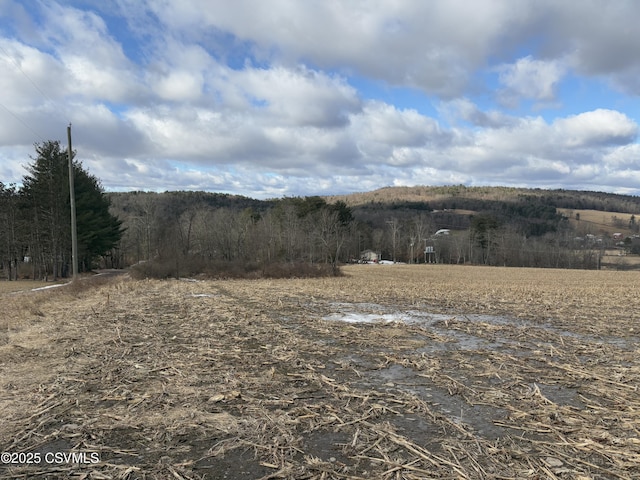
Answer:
360, 365, 513, 440
322, 304, 523, 352
536, 383, 585, 409
322, 302, 639, 352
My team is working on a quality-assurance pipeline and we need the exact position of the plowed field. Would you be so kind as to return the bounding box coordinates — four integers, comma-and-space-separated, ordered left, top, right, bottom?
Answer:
1, 265, 639, 479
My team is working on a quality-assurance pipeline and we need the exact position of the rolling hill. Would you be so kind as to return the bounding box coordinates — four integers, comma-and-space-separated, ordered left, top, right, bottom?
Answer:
325, 185, 640, 237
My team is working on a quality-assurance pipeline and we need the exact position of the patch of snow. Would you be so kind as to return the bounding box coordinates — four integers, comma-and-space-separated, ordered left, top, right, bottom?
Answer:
31, 283, 69, 291
323, 312, 411, 324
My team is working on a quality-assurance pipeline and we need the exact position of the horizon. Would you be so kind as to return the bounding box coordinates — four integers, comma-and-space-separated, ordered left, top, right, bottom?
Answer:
105, 183, 640, 204
1, 1, 639, 200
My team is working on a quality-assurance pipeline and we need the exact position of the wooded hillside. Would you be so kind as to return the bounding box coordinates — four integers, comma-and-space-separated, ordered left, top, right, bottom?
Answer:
327, 185, 640, 213
4, 177, 640, 280
103, 185, 640, 275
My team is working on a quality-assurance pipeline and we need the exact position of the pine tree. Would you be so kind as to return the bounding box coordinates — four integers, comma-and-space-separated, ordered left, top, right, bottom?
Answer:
74, 168, 124, 271
0, 182, 20, 280
22, 141, 70, 278
21, 140, 123, 278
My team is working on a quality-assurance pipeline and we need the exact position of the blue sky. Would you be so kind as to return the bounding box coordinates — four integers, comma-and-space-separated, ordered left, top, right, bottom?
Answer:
0, 0, 639, 199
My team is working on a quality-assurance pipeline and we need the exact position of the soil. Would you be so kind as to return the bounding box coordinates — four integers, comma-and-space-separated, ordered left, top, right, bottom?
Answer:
1, 265, 639, 479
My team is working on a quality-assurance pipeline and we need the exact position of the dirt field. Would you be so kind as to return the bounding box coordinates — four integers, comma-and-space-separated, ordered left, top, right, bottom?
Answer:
1, 265, 639, 479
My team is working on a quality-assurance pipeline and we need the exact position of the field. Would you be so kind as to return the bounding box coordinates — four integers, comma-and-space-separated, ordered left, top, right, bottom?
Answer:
558, 208, 636, 236
1, 265, 639, 479
0, 280, 66, 295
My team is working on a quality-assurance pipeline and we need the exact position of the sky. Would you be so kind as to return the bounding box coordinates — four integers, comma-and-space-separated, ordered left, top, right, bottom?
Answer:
1, 0, 639, 199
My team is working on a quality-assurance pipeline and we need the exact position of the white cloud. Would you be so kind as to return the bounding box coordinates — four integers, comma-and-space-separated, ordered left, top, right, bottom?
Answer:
554, 109, 638, 148
440, 98, 518, 129
122, 63, 363, 169
134, 0, 529, 97
497, 56, 567, 107
236, 65, 361, 128
354, 102, 439, 146
602, 144, 640, 169
127, 0, 640, 98
78, 102, 638, 198
1, 1, 640, 198
37, 3, 141, 102
151, 70, 204, 101
0, 40, 67, 108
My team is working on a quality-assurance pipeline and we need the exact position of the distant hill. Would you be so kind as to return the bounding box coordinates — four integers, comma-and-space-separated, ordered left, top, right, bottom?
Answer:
108, 190, 271, 213
107, 186, 640, 239
325, 185, 640, 214
325, 185, 640, 238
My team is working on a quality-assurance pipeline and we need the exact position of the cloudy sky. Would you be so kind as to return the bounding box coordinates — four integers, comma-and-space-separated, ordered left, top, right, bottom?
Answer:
1, 0, 639, 199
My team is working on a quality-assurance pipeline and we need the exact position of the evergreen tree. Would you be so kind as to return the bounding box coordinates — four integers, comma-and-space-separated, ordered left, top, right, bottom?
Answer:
0, 182, 20, 280
21, 140, 123, 277
22, 141, 71, 278
470, 214, 500, 264
74, 168, 124, 271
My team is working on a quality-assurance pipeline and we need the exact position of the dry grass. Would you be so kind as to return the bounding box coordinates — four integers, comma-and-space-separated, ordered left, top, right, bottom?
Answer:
558, 208, 636, 235
1, 265, 639, 479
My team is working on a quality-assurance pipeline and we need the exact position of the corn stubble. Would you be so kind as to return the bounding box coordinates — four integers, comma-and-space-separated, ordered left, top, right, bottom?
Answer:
1, 265, 639, 479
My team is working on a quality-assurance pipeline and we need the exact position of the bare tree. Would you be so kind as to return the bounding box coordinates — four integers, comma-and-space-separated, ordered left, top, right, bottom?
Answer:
132, 194, 158, 263
317, 209, 349, 273
386, 218, 401, 263
178, 207, 198, 257
409, 214, 431, 263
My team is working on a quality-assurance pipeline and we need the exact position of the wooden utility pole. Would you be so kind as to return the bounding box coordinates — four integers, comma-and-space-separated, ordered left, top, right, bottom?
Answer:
67, 124, 79, 280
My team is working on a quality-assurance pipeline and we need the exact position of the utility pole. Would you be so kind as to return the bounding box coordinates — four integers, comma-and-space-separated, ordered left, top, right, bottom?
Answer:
67, 124, 79, 281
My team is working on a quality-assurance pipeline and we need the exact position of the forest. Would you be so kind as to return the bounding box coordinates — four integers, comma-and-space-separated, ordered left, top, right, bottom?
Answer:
106, 184, 640, 277
3, 143, 640, 281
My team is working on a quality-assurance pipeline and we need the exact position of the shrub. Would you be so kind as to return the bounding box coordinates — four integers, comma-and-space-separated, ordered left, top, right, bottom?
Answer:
130, 257, 342, 280
261, 262, 341, 279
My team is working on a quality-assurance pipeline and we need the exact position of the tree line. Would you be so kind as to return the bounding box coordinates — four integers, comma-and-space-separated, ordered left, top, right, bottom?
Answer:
109, 192, 356, 278
107, 189, 614, 278
0, 141, 123, 280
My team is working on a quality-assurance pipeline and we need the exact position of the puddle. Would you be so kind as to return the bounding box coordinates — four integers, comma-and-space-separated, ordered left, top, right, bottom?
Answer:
536, 383, 585, 409
390, 414, 443, 452
323, 305, 520, 352
322, 312, 410, 324
360, 365, 514, 440
322, 302, 639, 352
315, 301, 635, 442
324, 302, 527, 328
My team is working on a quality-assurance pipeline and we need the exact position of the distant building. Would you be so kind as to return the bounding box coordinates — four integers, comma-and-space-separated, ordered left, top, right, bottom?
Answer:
360, 250, 380, 262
